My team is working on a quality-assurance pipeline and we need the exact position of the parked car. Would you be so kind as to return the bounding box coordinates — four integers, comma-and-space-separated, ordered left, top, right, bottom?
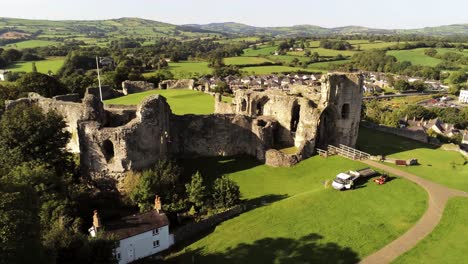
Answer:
332, 172, 358, 190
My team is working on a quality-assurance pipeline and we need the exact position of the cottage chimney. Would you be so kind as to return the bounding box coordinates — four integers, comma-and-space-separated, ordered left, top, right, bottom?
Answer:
154, 195, 162, 213
93, 210, 101, 229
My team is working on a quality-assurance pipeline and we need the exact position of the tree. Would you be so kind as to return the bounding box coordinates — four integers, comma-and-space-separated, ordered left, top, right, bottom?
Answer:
393, 79, 411, 92
424, 48, 437, 57
304, 50, 311, 57
16, 72, 67, 97
0, 104, 71, 173
185, 171, 207, 210
0, 180, 44, 264
130, 160, 183, 212
448, 69, 467, 85
212, 176, 240, 209
411, 80, 428, 92
32, 62, 38, 73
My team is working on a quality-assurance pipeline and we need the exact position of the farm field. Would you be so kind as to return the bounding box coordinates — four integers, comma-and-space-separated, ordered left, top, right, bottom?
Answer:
6, 56, 65, 74
168, 155, 427, 263
143, 61, 213, 79
103, 89, 215, 115
241, 65, 314, 75
243, 45, 278, 56
387, 48, 443, 67
2, 39, 59, 49
224, 56, 273, 65
357, 127, 468, 192
393, 197, 468, 264
307, 60, 351, 71
168, 61, 212, 79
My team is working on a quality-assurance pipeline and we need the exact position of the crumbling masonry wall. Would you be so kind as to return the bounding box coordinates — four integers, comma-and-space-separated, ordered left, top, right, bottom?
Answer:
5, 73, 363, 180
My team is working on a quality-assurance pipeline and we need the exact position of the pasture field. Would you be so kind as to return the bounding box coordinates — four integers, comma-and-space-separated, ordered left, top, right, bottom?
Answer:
143, 61, 212, 79
2, 39, 59, 49
304, 48, 356, 57
307, 60, 351, 71
357, 127, 468, 192
224, 56, 273, 65
168, 155, 427, 263
355, 42, 400, 50
241, 65, 314, 75
243, 45, 277, 56
394, 197, 468, 264
387, 48, 443, 67
168, 61, 212, 78
6, 56, 65, 74
104, 89, 214, 115
267, 55, 310, 64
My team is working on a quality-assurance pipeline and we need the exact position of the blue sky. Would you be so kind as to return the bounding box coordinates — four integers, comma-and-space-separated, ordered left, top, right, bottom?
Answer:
1, 0, 466, 29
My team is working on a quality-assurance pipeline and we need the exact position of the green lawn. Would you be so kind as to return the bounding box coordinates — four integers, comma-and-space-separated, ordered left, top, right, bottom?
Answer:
142, 61, 213, 79
241, 65, 314, 75
357, 127, 468, 192
3, 39, 59, 49
6, 56, 65, 74
168, 155, 427, 263
103, 89, 214, 115
224, 56, 273, 65
387, 48, 443, 67
393, 197, 468, 264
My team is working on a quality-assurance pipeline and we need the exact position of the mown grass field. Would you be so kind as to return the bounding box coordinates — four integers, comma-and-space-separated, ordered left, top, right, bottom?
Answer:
167, 155, 427, 263
6, 56, 65, 74
357, 127, 468, 192
168, 61, 212, 79
393, 197, 468, 264
3, 39, 59, 49
241, 65, 314, 75
143, 61, 213, 79
243, 45, 277, 56
387, 48, 443, 67
224, 56, 273, 65
104, 89, 214, 115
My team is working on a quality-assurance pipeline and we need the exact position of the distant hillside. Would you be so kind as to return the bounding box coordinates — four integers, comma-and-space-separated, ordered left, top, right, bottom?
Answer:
0, 17, 223, 44
0, 17, 467, 46
187, 23, 468, 37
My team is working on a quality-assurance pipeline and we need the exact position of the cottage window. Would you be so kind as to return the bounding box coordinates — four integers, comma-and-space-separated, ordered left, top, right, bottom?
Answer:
153, 240, 160, 248
152, 228, 159, 235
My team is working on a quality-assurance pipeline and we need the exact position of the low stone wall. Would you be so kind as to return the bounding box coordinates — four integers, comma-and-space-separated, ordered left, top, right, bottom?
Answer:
361, 121, 429, 143
159, 79, 194, 89
86, 86, 123, 100
265, 149, 300, 167
173, 205, 244, 243
122, 80, 155, 95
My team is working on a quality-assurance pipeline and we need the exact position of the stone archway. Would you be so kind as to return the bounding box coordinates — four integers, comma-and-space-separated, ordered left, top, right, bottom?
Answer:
316, 107, 338, 149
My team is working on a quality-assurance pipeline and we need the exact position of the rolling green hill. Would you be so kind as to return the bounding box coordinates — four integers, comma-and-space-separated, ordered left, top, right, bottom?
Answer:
0, 17, 224, 45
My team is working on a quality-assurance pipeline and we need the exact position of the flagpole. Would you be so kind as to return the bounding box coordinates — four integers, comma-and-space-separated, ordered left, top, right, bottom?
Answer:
96, 56, 103, 102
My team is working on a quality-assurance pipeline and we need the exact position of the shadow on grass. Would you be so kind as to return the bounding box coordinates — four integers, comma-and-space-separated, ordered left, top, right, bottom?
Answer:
357, 126, 436, 156
179, 155, 261, 185
165, 194, 288, 258
164, 233, 360, 264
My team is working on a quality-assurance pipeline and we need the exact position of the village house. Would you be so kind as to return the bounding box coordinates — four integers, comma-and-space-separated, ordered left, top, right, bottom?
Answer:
401, 117, 465, 140
89, 196, 174, 264
0, 70, 10, 81
459, 89, 468, 104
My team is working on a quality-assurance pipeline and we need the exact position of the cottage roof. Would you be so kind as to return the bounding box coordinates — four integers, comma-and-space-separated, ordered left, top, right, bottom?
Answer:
106, 210, 169, 240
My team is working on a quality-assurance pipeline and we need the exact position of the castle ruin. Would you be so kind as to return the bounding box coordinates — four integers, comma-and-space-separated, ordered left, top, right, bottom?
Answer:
6, 73, 363, 182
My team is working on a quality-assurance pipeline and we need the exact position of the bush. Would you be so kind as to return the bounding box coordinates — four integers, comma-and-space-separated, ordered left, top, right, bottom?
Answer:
212, 176, 240, 209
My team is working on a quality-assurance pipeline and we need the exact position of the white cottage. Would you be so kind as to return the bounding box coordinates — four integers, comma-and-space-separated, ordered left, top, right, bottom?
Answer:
89, 196, 174, 264
0, 70, 10, 81
459, 90, 468, 104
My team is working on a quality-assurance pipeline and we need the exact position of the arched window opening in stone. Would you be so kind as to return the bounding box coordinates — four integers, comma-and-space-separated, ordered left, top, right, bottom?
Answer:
341, 104, 350, 119
241, 99, 247, 112
256, 102, 264, 116
102, 139, 115, 162
290, 104, 301, 132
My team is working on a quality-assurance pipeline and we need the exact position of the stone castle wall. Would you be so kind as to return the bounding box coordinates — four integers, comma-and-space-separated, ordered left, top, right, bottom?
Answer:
5, 73, 364, 180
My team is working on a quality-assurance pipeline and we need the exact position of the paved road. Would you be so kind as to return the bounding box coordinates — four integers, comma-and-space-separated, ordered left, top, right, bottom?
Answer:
359, 160, 468, 264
